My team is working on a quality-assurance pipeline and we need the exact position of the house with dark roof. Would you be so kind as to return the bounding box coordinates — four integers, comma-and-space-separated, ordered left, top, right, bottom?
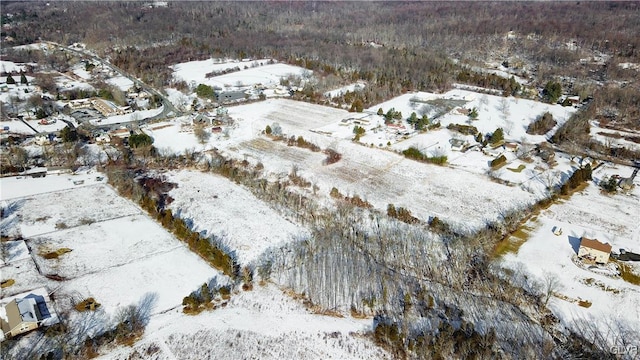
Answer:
577, 237, 612, 264
1, 294, 52, 339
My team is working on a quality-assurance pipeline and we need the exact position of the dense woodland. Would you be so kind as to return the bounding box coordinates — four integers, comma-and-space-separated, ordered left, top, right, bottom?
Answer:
3, 1, 639, 149
2, 2, 640, 359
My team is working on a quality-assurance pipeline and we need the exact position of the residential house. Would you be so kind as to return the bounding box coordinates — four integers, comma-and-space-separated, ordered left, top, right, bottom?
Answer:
578, 237, 612, 264
566, 96, 580, 107
192, 113, 211, 125
92, 98, 129, 117
449, 138, 468, 152
1, 294, 52, 339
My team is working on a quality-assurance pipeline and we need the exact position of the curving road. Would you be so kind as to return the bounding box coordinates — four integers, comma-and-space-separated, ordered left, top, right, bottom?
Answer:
43, 41, 184, 124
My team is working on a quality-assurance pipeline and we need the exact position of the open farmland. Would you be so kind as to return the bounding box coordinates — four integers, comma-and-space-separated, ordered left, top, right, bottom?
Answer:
229, 98, 348, 131
1, 172, 388, 359
0, 178, 224, 318
29, 214, 184, 279
171, 60, 308, 90
164, 170, 310, 265
4, 182, 140, 238
218, 99, 540, 230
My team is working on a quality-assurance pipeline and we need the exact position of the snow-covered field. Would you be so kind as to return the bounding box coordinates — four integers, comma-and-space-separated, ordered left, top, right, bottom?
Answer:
172, 58, 308, 90
97, 284, 389, 360
0, 170, 105, 201
1, 60, 29, 73
141, 120, 205, 154
171, 58, 272, 85
106, 75, 134, 91
164, 170, 309, 265
146, 98, 561, 230
1, 174, 223, 317
152, 106, 516, 230
368, 89, 576, 143
499, 162, 640, 347
324, 82, 366, 98
1, 167, 387, 359
591, 121, 640, 152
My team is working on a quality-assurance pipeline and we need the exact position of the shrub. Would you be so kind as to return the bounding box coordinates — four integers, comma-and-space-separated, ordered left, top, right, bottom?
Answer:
1, 279, 15, 288
129, 133, 154, 148
429, 216, 452, 234
387, 204, 419, 224
560, 165, 592, 195
323, 149, 342, 165
447, 123, 478, 135
543, 81, 562, 103
402, 147, 447, 165
195, 83, 216, 99
599, 175, 618, 193
75, 297, 101, 312
527, 112, 556, 135
490, 128, 504, 145
403, 147, 426, 161
491, 155, 507, 168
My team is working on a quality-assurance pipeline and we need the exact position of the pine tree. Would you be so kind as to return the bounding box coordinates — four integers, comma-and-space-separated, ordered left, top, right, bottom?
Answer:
6, 74, 15, 84
20, 72, 28, 85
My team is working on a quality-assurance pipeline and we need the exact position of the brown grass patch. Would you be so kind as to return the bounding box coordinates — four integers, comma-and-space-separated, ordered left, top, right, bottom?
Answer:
578, 300, 592, 308
1, 279, 15, 288
613, 259, 640, 286
41, 247, 73, 259
493, 224, 534, 258
507, 164, 526, 173
75, 297, 102, 312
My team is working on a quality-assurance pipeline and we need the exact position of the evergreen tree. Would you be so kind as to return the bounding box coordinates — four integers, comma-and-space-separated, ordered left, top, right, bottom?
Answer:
543, 81, 562, 103
6, 74, 15, 84
20, 72, 28, 85
490, 128, 504, 145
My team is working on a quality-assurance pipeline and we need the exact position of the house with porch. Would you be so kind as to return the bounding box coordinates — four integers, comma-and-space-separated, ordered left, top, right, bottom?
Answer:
1, 293, 53, 340
577, 237, 612, 264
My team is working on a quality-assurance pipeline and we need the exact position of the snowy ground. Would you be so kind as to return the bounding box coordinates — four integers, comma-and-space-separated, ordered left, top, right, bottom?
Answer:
591, 121, 640, 152
171, 58, 273, 85
324, 82, 366, 98
141, 120, 205, 154
1, 60, 29, 73
106, 75, 134, 91
171, 58, 308, 92
499, 162, 640, 347
1, 168, 386, 358
204, 100, 540, 228
96, 284, 389, 360
164, 170, 309, 265
368, 88, 576, 143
